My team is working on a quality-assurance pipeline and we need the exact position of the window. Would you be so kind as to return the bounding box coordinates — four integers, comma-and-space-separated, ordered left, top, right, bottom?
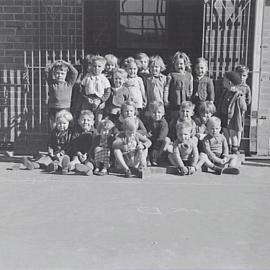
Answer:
118, 0, 167, 48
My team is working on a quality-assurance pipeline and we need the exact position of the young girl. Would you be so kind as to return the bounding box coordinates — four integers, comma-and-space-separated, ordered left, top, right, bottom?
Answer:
113, 117, 152, 178
123, 57, 147, 114
217, 71, 247, 154
68, 110, 97, 175
90, 119, 115, 176
145, 101, 168, 166
80, 55, 111, 126
235, 65, 252, 148
193, 101, 216, 152
135, 52, 150, 85
117, 100, 147, 136
105, 68, 130, 123
104, 54, 119, 84
192, 57, 215, 115
145, 55, 167, 107
165, 51, 193, 117
22, 110, 73, 174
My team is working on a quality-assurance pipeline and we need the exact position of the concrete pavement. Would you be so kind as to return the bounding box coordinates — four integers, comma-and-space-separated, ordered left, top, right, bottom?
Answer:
0, 160, 269, 270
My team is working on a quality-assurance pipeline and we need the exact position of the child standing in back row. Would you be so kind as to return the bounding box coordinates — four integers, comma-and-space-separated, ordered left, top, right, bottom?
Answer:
165, 51, 193, 119
45, 59, 78, 128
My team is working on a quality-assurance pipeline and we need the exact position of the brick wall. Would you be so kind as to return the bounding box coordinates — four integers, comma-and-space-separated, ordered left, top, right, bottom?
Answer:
0, 0, 83, 69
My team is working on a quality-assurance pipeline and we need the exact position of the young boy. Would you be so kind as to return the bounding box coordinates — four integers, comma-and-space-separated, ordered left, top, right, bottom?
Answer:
201, 116, 240, 174
22, 110, 73, 174
81, 55, 111, 125
145, 101, 168, 166
45, 60, 78, 128
217, 71, 247, 154
235, 65, 252, 148
113, 117, 152, 178
168, 121, 202, 175
68, 110, 97, 175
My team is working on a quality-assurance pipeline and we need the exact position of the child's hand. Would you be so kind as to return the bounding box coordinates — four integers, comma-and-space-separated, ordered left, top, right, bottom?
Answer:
80, 153, 87, 163
137, 143, 145, 150
147, 131, 152, 138
220, 157, 228, 164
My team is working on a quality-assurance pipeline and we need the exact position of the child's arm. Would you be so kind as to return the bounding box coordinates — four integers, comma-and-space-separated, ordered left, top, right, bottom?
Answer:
138, 77, 147, 108
172, 143, 186, 169
186, 73, 193, 100
246, 85, 252, 106
208, 78, 215, 103
191, 142, 199, 167
45, 62, 56, 85
157, 119, 169, 141
137, 133, 152, 149
63, 61, 78, 86
100, 87, 111, 103
164, 74, 172, 106
203, 138, 223, 164
137, 118, 148, 136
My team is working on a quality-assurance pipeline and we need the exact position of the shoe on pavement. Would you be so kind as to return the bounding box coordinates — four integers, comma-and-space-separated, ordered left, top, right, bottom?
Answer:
47, 161, 59, 172
75, 163, 93, 176
124, 169, 132, 178
222, 167, 240, 175
61, 155, 70, 175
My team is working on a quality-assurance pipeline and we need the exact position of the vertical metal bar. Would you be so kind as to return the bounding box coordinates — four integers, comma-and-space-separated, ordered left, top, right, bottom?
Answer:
210, 0, 214, 78
245, 0, 251, 65
67, 49, 70, 62
10, 70, 15, 142
17, 70, 22, 137
24, 51, 28, 131
39, 49, 42, 126
75, 49, 77, 65
3, 69, 8, 131
202, 1, 206, 57
31, 50, 35, 129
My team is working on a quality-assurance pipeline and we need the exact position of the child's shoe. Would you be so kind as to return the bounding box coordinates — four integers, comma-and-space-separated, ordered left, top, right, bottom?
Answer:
47, 160, 59, 172
22, 157, 39, 170
187, 166, 196, 175
94, 167, 100, 175
99, 168, 108, 176
222, 167, 240, 175
75, 163, 93, 176
201, 164, 208, 172
124, 169, 132, 178
213, 165, 223, 175
61, 155, 70, 175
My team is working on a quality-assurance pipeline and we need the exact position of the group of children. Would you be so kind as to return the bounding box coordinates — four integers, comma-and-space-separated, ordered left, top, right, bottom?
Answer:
22, 51, 251, 178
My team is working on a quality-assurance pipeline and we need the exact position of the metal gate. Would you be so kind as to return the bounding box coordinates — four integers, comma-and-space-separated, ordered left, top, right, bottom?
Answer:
0, 49, 84, 152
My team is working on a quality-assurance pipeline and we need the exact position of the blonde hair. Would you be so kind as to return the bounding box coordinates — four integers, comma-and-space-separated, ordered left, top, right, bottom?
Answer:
105, 54, 118, 67
91, 55, 106, 66
122, 57, 137, 70
176, 121, 193, 132
149, 101, 165, 115
235, 65, 249, 74
180, 101, 195, 111
97, 119, 115, 134
113, 68, 128, 81
206, 116, 221, 129
195, 57, 208, 69
121, 100, 137, 117
149, 55, 166, 72
55, 109, 73, 123
78, 110, 94, 121
198, 101, 216, 115
172, 51, 192, 72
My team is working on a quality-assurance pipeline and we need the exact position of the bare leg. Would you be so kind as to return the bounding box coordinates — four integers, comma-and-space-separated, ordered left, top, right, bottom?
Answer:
114, 149, 129, 171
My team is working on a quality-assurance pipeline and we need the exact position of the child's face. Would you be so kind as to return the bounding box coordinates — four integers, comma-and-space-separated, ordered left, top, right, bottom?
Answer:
239, 71, 248, 84
207, 122, 221, 137
195, 62, 207, 77
124, 130, 135, 137
152, 109, 164, 121
56, 118, 69, 131
177, 127, 191, 143
174, 58, 185, 73
123, 105, 135, 118
201, 111, 213, 123
127, 64, 138, 78
79, 115, 94, 131
179, 107, 193, 121
105, 62, 116, 73
54, 69, 67, 82
100, 128, 111, 137
140, 57, 149, 71
92, 60, 105, 76
150, 64, 161, 77
113, 74, 124, 88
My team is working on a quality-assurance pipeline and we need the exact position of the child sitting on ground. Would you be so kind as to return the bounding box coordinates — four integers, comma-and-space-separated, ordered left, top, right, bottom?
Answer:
217, 71, 247, 154
22, 110, 73, 173
192, 57, 215, 115
201, 116, 240, 175
105, 68, 130, 124
113, 117, 152, 178
123, 57, 147, 114
145, 101, 168, 166
80, 55, 111, 126
68, 110, 97, 175
168, 121, 203, 176
45, 59, 78, 128
90, 119, 115, 176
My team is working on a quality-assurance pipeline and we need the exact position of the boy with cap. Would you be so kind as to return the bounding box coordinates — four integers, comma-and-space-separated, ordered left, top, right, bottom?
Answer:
217, 71, 247, 154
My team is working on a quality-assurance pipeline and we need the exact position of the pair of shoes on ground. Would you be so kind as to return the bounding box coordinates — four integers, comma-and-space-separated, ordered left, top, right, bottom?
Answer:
93, 167, 108, 176
213, 165, 240, 175
22, 157, 40, 170
75, 163, 93, 176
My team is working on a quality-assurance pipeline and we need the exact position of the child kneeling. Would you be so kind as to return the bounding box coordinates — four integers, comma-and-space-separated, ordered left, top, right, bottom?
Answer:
113, 117, 151, 178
